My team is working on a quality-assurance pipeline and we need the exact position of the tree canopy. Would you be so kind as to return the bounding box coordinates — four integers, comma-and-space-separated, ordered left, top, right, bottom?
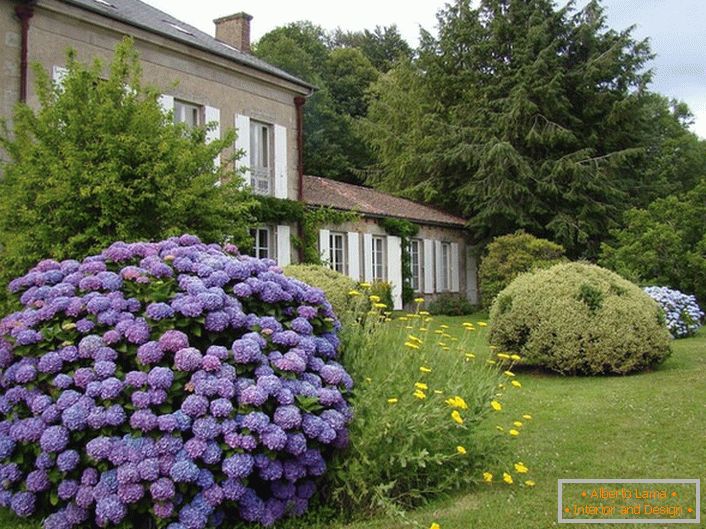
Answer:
0, 38, 254, 300
363, 0, 703, 257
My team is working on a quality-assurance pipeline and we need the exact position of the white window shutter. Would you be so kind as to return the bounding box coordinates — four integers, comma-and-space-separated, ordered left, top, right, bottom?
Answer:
235, 114, 251, 175
423, 239, 434, 294
450, 242, 460, 292
276, 225, 291, 267
319, 229, 330, 264
363, 233, 373, 282
347, 232, 360, 281
158, 94, 174, 115
274, 125, 288, 199
204, 106, 221, 167
387, 235, 403, 310
435, 240, 443, 292
52, 66, 68, 87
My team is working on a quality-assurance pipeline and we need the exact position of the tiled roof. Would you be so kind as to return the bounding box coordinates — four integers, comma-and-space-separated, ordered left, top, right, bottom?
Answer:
58, 0, 314, 91
303, 175, 467, 228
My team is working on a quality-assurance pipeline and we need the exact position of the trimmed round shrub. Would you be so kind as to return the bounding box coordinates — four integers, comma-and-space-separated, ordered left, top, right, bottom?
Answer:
0, 235, 352, 528
489, 262, 671, 375
479, 231, 566, 307
643, 286, 704, 338
283, 264, 359, 317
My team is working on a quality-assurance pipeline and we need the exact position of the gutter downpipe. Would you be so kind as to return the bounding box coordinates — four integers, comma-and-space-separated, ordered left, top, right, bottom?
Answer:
294, 89, 313, 262
15, 3, 35, 103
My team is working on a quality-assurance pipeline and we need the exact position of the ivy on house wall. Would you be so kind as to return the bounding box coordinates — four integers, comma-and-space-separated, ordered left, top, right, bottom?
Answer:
379, 217, 420, 305
251, 196, 356, 264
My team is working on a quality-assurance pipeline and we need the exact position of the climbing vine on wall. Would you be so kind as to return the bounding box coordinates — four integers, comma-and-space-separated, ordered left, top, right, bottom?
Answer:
380, 217, 420, 305
251, 197, 357, 264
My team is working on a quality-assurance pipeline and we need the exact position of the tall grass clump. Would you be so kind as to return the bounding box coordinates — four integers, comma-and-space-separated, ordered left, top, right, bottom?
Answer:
327, 301, 507, 519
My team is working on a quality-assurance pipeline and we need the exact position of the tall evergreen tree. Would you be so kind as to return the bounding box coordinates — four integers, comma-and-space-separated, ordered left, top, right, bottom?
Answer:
365, 0, 657, 256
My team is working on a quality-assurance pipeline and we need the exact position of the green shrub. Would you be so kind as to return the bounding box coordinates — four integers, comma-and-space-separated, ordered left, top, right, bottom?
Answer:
428, 292, 477, 316
479, 231, 566, 307
367, 280, 394, 310
284, 264, 361, 317
489, 262, 671, 375
328, 309, 506, 518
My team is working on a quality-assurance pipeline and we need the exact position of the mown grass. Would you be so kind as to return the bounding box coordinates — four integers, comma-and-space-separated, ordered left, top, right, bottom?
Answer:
2, 314, 703, 529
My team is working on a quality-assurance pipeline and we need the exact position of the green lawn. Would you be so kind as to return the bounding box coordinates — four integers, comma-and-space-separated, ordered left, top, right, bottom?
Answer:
332, 315, 706, 529
1, 315, 703, 529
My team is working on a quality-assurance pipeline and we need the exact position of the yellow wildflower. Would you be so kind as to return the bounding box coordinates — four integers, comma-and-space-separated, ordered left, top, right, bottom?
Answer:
408, 334, 423, 343
359, 282, 371, 289
430, 523, 441, 529
369, 294, 381, 303
462, 321, 474, 326
503, 472, 513, 484
510, 354, 522, 361
511, 380, 522, 388
387, 398, 398, 404
513, 421, 523, 428
478, 321, 488, 327
456, 445, 467, 455
490, 400, 502, 411
483, 472, 493, 482
465, 353, 476, 359
489, 345, 497, 349
514, 462, 528, 473
348, 290, 361, 297
405, 325, 414, 330
413, 390, 426, 400
61, 322, 77, 331
404, 341, 420, 350
419, 366, 432, 373
438, 342, 447, 347
524, 480, 536, 487
503, 370, 515, 377
419, 310, 430, 316
433, 389, 443, 394
497, 353, 511, 360
414, 382, 428, 391
398, 316, 408, 321
486, 360, 497, 365
414, 297, 425, 304
496, 425, 504, 432
440, 324, 449, 329
522, 414, 533, 420
434, 330, 444, 335
419, 327, 428, 332
451, 410, 464, 425
373, 303, 387, 309
364, 377, 372, 383
509, 429, 520, 437
445, 396, 469, 410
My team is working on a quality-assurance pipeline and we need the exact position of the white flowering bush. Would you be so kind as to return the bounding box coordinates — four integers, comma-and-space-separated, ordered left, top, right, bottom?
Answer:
643, 286, 704, 338
0, 235, 352, 528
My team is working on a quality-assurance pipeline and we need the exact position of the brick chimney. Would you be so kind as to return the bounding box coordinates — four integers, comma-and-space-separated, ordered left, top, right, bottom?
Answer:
214, 12, 253, 53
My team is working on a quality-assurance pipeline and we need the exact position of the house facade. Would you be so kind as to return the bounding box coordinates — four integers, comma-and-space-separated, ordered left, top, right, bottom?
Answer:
0, 0, 479, 309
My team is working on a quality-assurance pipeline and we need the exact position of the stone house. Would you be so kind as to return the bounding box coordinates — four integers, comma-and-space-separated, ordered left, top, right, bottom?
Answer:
0, 0, 478, 309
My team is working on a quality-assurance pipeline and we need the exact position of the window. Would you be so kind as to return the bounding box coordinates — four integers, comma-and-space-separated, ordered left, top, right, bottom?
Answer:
440, 242, 451, 291
173, 99, 202, 128
250, 227, 271, 259
372, 236, 386, 281
329, 233, 346, 274
410, 239, 422, 291
250, 121, 273, 195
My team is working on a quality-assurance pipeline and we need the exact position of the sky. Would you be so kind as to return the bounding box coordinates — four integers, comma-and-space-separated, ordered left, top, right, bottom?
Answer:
142, 0, 706, 138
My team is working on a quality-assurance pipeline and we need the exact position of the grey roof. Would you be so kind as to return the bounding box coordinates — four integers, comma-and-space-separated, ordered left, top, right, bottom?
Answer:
56, 0, 314, 91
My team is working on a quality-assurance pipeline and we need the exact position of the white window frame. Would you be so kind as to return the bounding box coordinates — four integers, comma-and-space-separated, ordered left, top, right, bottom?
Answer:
372, 236, 386, 281
173, 99, 202, 128
250, 121, 274, 195
329, 232, 347, 274
441, 242, 451, 292
410, 239, 422, 292
250, 226, 272, 259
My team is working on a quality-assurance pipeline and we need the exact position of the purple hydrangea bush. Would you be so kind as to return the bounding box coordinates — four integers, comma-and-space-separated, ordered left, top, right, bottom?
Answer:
644, 286, 704, 338
0, 235, 353, 528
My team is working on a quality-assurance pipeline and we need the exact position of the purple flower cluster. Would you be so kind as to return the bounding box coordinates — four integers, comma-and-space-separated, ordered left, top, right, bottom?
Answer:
0, 236, 352, 528
644, 286, 704, 338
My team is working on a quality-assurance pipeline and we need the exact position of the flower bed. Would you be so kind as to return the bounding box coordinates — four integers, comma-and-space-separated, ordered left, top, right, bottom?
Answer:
0, 235, 352, 528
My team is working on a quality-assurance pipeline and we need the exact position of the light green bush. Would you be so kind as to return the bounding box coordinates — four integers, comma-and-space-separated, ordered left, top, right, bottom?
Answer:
479, 230, 566, 307
284, 264, 360, 317
489, 262, 671, 375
